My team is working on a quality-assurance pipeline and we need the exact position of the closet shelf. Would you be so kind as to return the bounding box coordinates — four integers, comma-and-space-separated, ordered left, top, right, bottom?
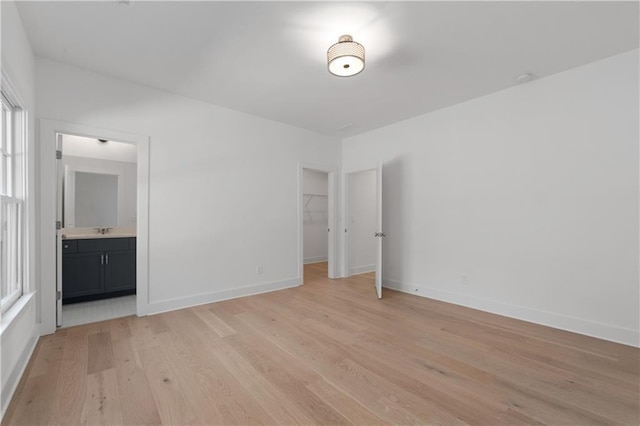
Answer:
303, 193, 328, 222
303, 193, 327, 208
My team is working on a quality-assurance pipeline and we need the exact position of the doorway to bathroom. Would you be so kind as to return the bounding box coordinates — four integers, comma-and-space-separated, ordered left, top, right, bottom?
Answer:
56, 133, 138, 327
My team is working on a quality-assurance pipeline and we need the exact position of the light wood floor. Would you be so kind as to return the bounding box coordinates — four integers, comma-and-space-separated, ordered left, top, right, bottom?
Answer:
5, 262, 639, 425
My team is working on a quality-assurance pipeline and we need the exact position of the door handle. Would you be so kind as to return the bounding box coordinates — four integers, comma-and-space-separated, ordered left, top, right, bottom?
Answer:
105, 254, 109, 265
101, 254, 104, 265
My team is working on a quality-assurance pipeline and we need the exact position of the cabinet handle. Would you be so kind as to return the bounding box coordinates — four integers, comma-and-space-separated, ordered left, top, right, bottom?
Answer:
101, 254, 104, 265
106, 254, 109, 265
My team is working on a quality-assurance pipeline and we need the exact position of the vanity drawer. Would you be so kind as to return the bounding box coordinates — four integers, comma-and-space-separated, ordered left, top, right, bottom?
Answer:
62, 240, 78, 254
78, 238, 130, 253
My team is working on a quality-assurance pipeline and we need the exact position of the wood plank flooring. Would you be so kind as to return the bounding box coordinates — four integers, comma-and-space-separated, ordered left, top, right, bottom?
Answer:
5, 262, 639, 425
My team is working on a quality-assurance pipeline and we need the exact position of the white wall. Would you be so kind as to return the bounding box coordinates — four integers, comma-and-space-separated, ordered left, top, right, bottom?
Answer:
62, 155, 137, 227
347, 170, 377, 275
303, 169, 328, 264
36, 58, 341, 318
343, 49, 640, 346
0, 0, 39, 418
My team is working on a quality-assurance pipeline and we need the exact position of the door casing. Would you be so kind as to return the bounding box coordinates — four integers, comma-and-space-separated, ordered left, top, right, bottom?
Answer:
40, 119, 150, 335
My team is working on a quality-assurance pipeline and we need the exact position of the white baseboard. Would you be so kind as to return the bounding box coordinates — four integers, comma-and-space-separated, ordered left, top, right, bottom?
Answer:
1, 334, 37, 420
384, 279, 640, 348
145, 277, 301, 316
349, 264, 375, 276
304, 256, 328, 264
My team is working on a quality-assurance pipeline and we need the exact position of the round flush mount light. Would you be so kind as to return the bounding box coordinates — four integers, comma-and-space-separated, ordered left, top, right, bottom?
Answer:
516, 73, 534, 84
327, 35, 365, 77
98, 139, 108, 143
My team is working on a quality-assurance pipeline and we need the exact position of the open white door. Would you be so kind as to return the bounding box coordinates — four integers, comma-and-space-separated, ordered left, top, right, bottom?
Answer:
63, 166, 75, 227
375, 163, 384, 299
55, 134, 63, 326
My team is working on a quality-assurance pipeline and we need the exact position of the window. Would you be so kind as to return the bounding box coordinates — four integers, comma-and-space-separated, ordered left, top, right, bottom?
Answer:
1, 90, 26, 313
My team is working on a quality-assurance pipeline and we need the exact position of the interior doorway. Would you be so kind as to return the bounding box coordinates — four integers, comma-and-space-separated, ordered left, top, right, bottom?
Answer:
344, 165, 384, 298
302, 169, 329, 281
56, 133, 138, 327
299, 164, 336, 283
346, 169, 377, 276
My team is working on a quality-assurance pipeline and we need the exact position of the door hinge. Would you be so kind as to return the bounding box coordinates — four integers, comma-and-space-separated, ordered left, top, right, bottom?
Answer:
374, 232, 386, 238
56, 291, 62, 301
56, 220, 62, 230
56, 150, 62, 160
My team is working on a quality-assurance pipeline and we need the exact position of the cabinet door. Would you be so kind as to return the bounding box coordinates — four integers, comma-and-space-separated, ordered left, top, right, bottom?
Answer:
62, 253, 104, 299
104, 250, 136, 292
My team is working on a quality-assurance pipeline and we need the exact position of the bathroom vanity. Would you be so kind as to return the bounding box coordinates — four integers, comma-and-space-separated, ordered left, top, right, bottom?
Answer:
61, 232, 136, 304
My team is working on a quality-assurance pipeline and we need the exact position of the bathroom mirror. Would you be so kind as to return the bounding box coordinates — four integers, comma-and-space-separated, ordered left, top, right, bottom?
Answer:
64, 169, 119, 228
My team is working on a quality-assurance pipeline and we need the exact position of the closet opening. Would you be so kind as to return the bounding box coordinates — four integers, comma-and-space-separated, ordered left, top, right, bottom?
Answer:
302, 169, 330, 282
299, 164, 337, 284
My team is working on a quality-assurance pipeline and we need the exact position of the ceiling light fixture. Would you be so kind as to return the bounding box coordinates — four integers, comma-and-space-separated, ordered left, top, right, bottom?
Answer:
327, 35, 365, 77
516, 73, 533, 84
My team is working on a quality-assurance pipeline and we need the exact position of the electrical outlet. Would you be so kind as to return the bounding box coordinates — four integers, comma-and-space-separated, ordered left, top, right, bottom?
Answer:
256, 265, 263, 275
461, 274, 469, 285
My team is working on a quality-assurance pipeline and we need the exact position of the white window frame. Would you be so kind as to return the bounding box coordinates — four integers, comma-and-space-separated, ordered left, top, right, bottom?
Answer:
0, 84, 27, 314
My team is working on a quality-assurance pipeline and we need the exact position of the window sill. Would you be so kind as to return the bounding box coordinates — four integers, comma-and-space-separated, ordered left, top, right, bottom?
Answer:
0, 292, 35, 336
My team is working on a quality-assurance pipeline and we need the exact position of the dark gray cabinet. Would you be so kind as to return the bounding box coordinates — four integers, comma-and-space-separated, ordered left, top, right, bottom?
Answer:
62, 237, 136, 303
62, 253, 104, 297
104, 251, 136, 292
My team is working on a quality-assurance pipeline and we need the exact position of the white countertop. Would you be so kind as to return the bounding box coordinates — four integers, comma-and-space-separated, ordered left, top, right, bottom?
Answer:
62, 233, 135, 240
61, 227, 136, 240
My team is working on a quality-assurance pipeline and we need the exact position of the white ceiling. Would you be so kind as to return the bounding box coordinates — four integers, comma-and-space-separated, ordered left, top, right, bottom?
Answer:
17, 1, 639, 137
